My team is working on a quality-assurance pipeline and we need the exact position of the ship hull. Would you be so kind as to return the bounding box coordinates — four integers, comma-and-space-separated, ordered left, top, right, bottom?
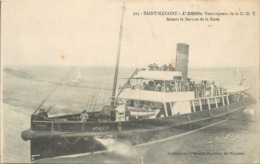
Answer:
23, 101, 251, 161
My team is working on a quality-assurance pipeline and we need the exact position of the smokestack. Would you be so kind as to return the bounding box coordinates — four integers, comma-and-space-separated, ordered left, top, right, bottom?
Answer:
175, 43, 189, 80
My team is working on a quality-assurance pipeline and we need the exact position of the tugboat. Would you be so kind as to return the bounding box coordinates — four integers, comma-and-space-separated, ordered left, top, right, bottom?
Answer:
21, 3, 255, 162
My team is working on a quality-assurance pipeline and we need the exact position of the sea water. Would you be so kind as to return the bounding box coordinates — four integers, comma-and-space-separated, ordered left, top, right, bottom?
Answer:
2, 66, 259, 163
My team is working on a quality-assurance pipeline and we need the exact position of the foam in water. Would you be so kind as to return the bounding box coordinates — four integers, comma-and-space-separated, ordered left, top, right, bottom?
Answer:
95, 137, 134, 157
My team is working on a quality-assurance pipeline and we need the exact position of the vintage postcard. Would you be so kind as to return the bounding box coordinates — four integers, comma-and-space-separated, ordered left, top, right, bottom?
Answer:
1, 0, 259, 163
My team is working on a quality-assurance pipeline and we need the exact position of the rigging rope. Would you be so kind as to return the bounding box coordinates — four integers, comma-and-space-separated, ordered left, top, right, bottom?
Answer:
57, 122, 82, 144
84, 66, 105, 111
33, 66, 76, 115
102, 68, 110, 105
91, 67, 108, 112
89, 66, 106, 112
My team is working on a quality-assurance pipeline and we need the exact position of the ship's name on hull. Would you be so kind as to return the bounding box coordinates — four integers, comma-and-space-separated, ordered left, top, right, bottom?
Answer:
93, 126, 110, 131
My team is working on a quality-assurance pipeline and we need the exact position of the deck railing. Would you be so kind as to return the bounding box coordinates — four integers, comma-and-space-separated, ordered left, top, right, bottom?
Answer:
194, 88, 227, 99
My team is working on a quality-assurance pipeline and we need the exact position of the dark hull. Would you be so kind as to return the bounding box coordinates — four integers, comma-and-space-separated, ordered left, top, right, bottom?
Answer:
23, 101, 251, 161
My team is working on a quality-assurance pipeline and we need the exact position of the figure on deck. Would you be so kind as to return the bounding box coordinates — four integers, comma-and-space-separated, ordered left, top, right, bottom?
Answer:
101, 105, 113, 122
80, 110, 89, 122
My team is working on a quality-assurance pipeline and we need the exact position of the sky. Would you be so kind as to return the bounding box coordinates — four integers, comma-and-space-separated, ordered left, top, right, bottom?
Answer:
2, 0, 259, 68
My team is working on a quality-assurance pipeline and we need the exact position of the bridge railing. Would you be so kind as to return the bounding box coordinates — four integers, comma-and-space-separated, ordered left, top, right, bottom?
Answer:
194, 88, 227, 99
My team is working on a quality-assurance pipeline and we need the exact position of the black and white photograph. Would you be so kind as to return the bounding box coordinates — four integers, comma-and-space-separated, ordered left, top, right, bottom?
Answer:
1, 0, 260, 163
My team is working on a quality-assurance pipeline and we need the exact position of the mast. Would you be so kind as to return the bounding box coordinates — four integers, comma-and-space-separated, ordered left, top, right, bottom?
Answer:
111, 1, 126, 107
